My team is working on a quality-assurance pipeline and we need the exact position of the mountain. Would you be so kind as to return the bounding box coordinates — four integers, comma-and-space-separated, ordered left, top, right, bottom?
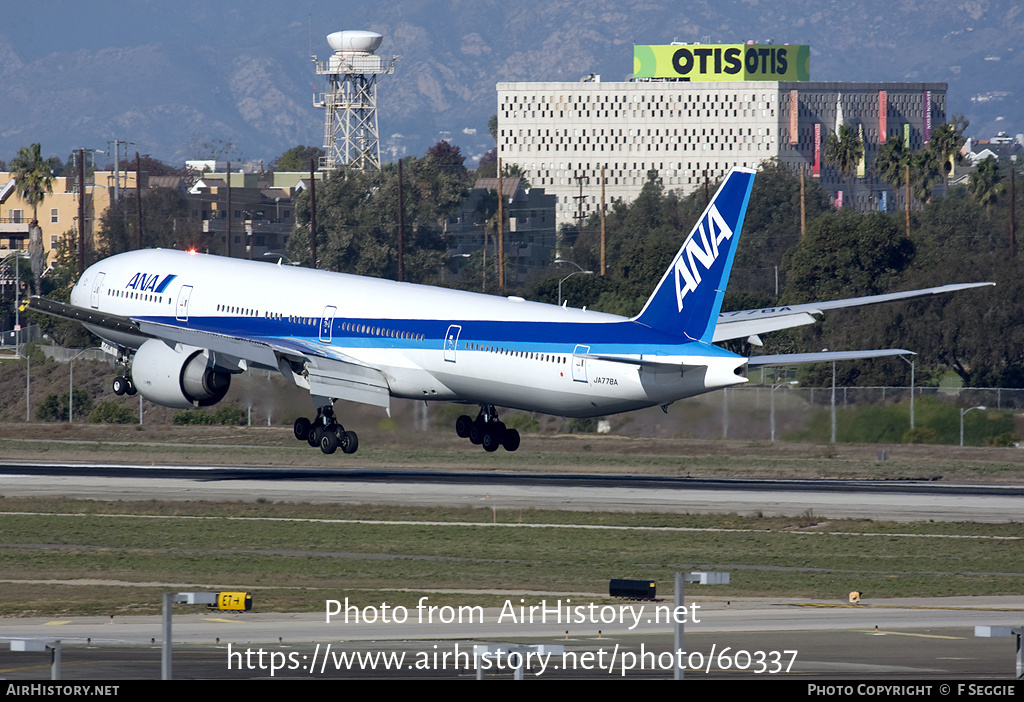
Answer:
0, 0, 1020, 168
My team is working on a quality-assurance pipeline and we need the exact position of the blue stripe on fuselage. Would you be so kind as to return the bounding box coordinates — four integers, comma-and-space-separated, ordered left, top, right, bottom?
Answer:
133, 314, 740, 359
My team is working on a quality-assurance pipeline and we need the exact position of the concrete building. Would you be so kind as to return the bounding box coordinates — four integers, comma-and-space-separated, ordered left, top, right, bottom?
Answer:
0, 170, 139, 263
445, 176, 557, 283
185, 171, 326, 260
496, 78, 946, 217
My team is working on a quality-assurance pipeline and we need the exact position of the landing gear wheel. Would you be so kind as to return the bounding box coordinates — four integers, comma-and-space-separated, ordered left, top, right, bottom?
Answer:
481, 427, 502, 453
308, 425, 322, 447
340, 430, 359, 454
502, 428, 520, 452
469, 419, 485, 445
455, 415, 473, 439
112, 377, 127, 396
320, 430, 338, 455
124, 379, 137, 396
294, 417, 312, 442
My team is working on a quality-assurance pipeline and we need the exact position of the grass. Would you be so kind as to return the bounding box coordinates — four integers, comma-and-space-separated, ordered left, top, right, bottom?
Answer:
1, 498, 1021, 617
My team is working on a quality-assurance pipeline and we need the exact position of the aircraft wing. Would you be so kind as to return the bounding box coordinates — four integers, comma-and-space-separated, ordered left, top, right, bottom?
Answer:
25, 296, 154, 339
713, 282, 994, 343
746, 349, 914, 367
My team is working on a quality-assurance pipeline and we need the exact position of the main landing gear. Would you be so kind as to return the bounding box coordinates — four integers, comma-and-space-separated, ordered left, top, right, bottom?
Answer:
293, 404, 359, 456
455, 405, 520, 452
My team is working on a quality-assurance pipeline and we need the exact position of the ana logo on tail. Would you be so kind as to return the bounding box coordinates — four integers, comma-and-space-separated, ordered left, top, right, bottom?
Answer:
673, 204, 734, 311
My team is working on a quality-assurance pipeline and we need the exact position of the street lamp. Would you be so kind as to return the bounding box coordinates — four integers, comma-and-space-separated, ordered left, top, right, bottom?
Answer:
770, 378, 799, 442
960, 405, 986, 447
554, 259, 593, 307
899, 355, 916, 431
69, 347, 104, 423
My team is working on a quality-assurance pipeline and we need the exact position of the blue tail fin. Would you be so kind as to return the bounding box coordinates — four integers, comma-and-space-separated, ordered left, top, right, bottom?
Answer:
632, 168, 755, 342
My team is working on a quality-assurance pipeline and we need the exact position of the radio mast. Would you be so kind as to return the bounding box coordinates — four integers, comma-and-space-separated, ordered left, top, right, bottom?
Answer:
313, 30, 396, 171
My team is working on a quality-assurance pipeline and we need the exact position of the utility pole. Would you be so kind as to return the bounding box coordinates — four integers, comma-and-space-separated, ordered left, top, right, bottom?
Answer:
1010, 165, 1017, 258
77, 149, 86, 276
107, 139, 135, 202
135, 152, 143, 250
397, 158, 404, 282
225, 162, 232, 258
497, 159, 505, 291
573, 172, 588, 238
800, 164, 806, 239
600, 165, 606, 276
309, 159, 317, 269
905, 163, 911, 238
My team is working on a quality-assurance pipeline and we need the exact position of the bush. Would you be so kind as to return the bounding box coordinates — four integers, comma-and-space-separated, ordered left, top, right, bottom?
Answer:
902, 427, 938, 444
173, 409, 215, 425
504, 412, 540, 433
89, 401, 135, 424
564, 417, 599, 433
173, 405, 247, 426
36, 389, 91, 422
985, 432, 1019, 448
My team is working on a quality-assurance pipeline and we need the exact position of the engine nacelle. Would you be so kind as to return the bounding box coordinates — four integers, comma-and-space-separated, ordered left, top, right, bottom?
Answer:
130, 339, 231, 409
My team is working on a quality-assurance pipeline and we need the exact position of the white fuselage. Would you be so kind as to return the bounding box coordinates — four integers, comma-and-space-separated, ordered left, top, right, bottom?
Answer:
71, 249, 748, 418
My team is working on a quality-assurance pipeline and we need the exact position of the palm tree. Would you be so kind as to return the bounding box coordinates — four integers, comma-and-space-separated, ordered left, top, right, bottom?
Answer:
9, 143, 55, 225
927, 115, 969, 188
9, 143, 56, 294
875, 135, 911, 204
909, 148, 944, 204
969, 156, 1003, 212
824, 123, 864, 206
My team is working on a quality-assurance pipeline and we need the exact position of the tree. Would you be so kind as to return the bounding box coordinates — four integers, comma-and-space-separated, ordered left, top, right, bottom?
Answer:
488, 114, 498, 144
875, 134, 911, 193
287, 147, 464, 285
927, 116, 968, 187
823, 123, 864, 205
270, 145, 325, 172
968, 156, 1002, 211
9, 143, 56, 225
476, 148, 497, 178
909, 148, 943, 204
96, 188, 207, 258
9, 143, 59, 294
426, 141, 467, 170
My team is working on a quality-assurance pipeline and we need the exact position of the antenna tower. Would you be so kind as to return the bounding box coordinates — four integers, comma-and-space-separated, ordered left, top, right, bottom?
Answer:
314, 30, 396, 171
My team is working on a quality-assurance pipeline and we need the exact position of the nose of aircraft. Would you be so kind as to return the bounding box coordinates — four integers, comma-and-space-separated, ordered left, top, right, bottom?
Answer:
69, 268, 90, 308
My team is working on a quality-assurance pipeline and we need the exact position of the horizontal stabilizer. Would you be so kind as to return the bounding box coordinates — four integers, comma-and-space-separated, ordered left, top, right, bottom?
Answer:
715, 282, 993, 343
747, 349, 915, 367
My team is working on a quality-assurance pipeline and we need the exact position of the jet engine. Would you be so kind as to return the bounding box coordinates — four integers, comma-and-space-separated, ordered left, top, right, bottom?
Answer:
130, 339, 231, 409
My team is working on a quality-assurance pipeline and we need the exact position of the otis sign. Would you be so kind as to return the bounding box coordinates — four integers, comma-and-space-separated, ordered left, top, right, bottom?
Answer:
633, 44, 810, 82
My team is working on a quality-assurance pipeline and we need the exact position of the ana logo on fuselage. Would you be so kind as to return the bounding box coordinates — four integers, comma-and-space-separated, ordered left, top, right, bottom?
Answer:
126, 272, 177, 294
673, 205, 733, 311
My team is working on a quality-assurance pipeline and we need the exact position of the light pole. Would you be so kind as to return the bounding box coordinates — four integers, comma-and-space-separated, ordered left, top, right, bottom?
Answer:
69, 347, 103, 423
770, 378, 798, 442
554, 259, 593, 307
960, 405, 986, 447
899, 355, 915, 431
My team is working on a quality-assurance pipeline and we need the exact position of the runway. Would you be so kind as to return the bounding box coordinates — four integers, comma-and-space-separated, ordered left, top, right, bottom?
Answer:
1, 461, 1023, 522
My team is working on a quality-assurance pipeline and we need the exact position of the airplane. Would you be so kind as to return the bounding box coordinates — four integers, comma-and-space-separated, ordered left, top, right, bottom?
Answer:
26, 167, 991, 455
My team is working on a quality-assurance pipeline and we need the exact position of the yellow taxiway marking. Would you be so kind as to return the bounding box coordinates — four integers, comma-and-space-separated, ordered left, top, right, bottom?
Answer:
44, 620, 72, 625
857, 630, 964, 639
203, 618, 244, 623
